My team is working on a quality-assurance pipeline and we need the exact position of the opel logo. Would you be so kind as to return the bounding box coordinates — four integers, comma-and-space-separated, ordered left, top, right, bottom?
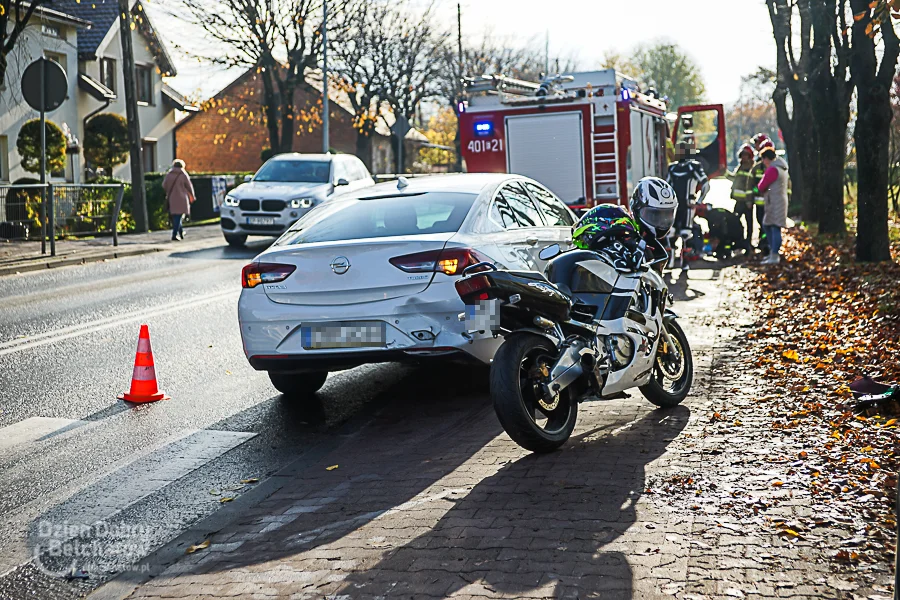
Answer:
330, 256, 351, 275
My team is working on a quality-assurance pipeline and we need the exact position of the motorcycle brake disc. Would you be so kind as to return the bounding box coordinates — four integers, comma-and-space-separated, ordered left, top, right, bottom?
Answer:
658, 337, 686, 380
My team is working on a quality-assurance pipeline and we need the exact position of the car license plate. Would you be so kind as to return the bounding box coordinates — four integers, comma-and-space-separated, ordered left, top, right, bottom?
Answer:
247, 216, 276, 226
465, 299, 500, 337
301, 322, 386, 350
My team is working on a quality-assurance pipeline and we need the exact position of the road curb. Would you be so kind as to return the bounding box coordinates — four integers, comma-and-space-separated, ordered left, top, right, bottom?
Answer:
0, 247, 164, 277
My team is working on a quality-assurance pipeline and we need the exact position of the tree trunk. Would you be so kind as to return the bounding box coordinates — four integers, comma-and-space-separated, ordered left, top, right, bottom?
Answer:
792, 99, 821, 223
118, 0, 147, 232
850, 0, 899, 262
355, 129, 373, 171
810, 77, 849, 234
855, 82, 893, 262
259, 64, 282, 154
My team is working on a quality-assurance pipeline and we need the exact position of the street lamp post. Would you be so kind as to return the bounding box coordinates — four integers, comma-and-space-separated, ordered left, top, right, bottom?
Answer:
322, 0, 329, 154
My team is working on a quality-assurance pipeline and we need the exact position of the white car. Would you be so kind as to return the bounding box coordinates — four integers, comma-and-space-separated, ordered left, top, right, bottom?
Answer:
220, 153, 375, 247
237, 173, 577, 398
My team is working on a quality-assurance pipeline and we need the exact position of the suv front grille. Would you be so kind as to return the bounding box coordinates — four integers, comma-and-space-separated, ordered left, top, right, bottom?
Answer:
239, 199, 260, 211
262, 199, 286, 212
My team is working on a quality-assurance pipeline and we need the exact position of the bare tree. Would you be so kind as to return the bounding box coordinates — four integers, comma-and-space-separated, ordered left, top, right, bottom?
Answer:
371, 0, 447, 172
330, 1, 386, 169
768, 0, 820, 223
0, 0, 45, 88
178, 0, 351, 155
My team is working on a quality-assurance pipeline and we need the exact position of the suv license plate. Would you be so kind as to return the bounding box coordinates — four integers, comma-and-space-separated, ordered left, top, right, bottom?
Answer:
247, 216, 275, 225
301, 322, 386, 350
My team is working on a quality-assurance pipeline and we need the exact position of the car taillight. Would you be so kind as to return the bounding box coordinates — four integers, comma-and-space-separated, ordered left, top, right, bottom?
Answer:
242, 262, 297, 288
389, 248, 490, 276
455, 274, 492, 299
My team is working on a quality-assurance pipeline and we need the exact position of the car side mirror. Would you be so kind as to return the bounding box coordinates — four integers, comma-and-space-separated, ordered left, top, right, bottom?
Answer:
244, 175, 253, 183
335, 178, 349, 186
539, 243, 561, 261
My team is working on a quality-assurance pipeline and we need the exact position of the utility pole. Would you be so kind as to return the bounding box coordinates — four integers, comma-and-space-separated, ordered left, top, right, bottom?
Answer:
455, 2, 463, 173
457, 3, 463, 75
544, 30, 550, 76
119, 0, 147, 232
321, 0, 330, 154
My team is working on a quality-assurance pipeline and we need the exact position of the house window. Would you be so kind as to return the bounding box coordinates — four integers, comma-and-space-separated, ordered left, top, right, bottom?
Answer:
42, 24, 64, 39
0, 136, 9, 182
100, 57, 116, 94
45, 52, 67, 77
141, 140, 157, 173
136, 66, 153, 104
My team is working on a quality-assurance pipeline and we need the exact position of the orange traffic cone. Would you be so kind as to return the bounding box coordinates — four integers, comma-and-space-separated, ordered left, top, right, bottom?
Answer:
118, 324, 168, 403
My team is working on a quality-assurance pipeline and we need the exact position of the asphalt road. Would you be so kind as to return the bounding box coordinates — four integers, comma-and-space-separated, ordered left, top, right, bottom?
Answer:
0, 237, 450, 599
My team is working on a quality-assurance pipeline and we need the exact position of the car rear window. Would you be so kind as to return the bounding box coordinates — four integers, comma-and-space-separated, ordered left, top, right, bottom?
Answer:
275, 192, 477, 245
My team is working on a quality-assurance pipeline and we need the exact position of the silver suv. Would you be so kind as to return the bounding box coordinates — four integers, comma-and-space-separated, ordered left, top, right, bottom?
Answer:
220, 153, 375, 246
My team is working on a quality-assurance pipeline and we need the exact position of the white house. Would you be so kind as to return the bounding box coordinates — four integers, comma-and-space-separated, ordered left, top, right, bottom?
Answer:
0, 0, 195, 184
0, 5, 85, 183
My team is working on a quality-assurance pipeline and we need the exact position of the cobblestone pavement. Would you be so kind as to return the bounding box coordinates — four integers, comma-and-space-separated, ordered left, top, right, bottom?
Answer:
103, 264, 876, 600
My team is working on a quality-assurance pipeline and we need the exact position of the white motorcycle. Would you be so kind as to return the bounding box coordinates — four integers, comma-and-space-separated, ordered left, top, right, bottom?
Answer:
455, 230, 693, 453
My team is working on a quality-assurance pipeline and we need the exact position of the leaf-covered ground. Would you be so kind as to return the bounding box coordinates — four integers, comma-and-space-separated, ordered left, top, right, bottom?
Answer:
644, 229, 899, 598
749, 230, 899, 569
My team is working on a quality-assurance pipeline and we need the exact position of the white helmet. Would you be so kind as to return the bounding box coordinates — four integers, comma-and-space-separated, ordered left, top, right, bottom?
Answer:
630, 177, 678, 238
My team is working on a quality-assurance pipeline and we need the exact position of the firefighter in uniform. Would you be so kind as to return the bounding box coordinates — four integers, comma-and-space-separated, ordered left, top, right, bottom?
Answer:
730, 143, 757, 251
667, 140, 709, 254
749, 133, 773, 253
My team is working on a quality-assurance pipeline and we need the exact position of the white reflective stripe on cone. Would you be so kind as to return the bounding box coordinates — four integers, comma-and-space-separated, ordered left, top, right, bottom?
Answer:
132, 365, 157, 381
136, 338, 152, 354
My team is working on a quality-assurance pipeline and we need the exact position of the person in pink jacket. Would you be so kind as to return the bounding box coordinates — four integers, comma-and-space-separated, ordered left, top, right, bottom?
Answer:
755, 147, 789, 264
162, 159, 195, 241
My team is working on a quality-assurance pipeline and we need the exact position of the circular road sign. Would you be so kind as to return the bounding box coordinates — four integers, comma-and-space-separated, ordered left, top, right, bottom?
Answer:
21, 58, 67, 112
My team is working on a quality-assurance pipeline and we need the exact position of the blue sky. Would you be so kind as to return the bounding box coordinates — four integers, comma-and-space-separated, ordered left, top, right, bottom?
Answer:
148, 0, 777, 106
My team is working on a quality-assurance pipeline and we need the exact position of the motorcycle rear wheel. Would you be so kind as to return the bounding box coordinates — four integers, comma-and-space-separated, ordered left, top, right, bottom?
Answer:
640, 320, 693, 408
491, 333, 578, 453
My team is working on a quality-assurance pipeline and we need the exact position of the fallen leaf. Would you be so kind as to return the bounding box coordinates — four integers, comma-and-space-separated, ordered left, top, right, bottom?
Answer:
326, 465, 339, 471
219, 496, 235, 503
240, 478, 259, 484
185, 539, 210, 554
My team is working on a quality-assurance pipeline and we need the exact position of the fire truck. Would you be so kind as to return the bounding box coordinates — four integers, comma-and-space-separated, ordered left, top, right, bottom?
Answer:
459, 69, 726, 210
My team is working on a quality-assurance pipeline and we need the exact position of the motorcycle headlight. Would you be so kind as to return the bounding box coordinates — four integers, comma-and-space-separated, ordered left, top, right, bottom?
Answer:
224, 194, 239, 207
290, 198, 315, 209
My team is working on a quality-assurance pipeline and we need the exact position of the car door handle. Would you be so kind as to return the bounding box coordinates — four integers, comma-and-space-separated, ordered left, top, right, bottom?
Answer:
525, 237, 539, 246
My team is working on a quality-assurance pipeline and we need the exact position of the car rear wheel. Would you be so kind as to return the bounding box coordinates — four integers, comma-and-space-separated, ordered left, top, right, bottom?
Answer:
224, 233, 247, 247
268, 371, 328, 397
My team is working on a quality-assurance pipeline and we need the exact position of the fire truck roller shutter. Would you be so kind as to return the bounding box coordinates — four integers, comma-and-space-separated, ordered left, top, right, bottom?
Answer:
504, 112, 586, 206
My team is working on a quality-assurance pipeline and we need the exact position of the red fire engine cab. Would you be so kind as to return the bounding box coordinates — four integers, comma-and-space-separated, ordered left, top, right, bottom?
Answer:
459, 69, 726, 210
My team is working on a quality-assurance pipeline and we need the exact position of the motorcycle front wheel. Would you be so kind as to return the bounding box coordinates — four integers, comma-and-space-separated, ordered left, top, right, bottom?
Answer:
491, 333, 578, 453
640, 319, 694, 408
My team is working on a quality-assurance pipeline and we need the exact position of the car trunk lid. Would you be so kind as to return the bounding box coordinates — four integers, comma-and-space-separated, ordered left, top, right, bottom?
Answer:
259, 234, 456, 306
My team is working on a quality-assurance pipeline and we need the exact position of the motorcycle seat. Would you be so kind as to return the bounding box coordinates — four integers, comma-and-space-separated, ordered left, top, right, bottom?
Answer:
504, 270, 548, 282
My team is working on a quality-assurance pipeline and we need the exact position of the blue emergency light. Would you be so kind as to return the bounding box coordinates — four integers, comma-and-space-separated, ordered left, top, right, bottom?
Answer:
474, 121, 494, 137
620, 88, 632, 102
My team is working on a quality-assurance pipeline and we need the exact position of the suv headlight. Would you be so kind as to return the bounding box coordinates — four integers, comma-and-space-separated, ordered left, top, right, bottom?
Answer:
289, 198, 315, 209
224, 194, 239, 207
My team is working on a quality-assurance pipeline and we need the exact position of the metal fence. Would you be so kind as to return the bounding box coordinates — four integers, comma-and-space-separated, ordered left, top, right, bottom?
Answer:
0, 183, 125, 256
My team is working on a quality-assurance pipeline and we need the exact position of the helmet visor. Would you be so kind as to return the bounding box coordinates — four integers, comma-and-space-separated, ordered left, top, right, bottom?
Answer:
641, 206, 675, 234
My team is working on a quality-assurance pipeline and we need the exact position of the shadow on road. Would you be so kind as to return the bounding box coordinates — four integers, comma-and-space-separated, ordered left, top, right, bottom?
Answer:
331, 405, 690, 598
168, 239, 273, 261
173, 389, 687, 599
